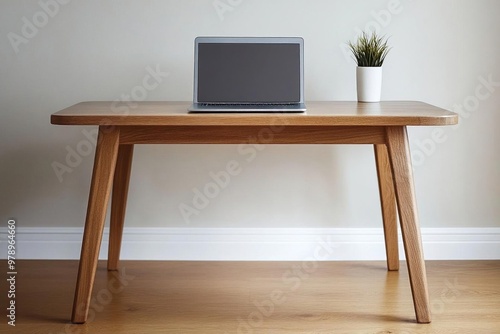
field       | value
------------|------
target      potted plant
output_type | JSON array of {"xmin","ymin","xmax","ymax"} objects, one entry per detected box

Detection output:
[{"xmin": 348, "ymin": 31, "xmax": 391, "ymax": 102}]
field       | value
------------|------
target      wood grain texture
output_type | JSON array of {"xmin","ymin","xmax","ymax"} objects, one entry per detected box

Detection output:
[
  {"xmin": 72, "ymin": 126, "xmax": 120, "ymax": 324},
  {"xmin": 374, "ymin": 144, "xmax": 399, "ymax": 271},
  {"xmin": 386, "ymin": 126, "xmax": 431, "ymax": 323},
  {"xmin": 8, "ymin": 261, "xmax": 500, "ymax": 334},
  {"xmin": 51, "ymin": 101, "xmax": 459, "ymax": 126},
  {"xmin": 108, "ymin": 144, "xmax": 134, "ymax": 271},
  {"xmin": 119, "ymin": 125, "xmax": 386, "ymax": 145}
]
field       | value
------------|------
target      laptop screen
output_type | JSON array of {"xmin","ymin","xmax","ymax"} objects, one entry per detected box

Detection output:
[{"xmin": 197, "ymin": 41, "xmax": 301, "ymax": 104}]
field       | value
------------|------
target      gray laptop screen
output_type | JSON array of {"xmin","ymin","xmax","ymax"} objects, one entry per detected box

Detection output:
[{"xmin": 197, "ymin": 43, "xmax": 301, "ymax": 103}]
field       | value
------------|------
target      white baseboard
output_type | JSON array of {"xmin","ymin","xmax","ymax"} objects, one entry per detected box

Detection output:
[{"xmin": 1, "ymin": 227, "xmax": 499, "ymax": 261}]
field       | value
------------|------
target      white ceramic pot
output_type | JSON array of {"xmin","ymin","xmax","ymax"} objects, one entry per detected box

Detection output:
[{"xmin": 356, "ymin": 66, "xmax": 382, "ymax": 102}]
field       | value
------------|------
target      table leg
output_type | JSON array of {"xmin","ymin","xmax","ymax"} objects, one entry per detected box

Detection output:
[
  {"xmin": 71, "ymin": 126, "xmax": 120, "ymax": 324},
  {"xmin": 386, "ymin": 126, "xmax": 431, "ymax": 323},
  {"xmin": 374, "ymin": 144, "xmax": 399, "ymax": 271},
  {"xmin": 108, "ymin": 144, "xmax": 134, "ymax": 271}
]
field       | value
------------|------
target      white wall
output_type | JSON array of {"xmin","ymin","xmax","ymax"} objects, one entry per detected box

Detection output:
[{"xmin": 1, "ymin": 0, "xmax": 499, "ymax": 236}]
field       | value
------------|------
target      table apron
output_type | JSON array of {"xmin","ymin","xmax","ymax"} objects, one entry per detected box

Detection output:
[{"xmin": 118, "ymin": 125, "xmax": 388, "ymax": 145}]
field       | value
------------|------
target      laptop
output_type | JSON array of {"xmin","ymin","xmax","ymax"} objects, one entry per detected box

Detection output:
[{"xmin": 189, "ymin": 37, "xmax": 306, "ymax": 112}]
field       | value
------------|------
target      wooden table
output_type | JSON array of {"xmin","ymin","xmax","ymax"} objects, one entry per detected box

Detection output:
[{"xmin": 51, "ymin": 101, "xmax": 458, "ymax": 324}]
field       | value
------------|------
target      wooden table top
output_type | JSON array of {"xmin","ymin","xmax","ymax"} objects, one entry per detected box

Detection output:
[{"xmin": 51, "ymin": 101, "xmax": 458, "ymax": 127}]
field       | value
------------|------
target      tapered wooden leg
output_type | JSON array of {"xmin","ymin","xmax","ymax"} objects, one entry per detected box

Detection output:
[
  {"xmin": 72, "ymin": 126, "xmax": 120, "ymax": 324},
  {"xmin": 386, "ymin": 126, "xmax": 431, "ymax": 324},
  {"xmin": 108, "ymin": 144, "xmax": 134, "ymax": 271},
  {"xmin": 374, "ymin": 144, "xmax": 399, "ymax": 271}
]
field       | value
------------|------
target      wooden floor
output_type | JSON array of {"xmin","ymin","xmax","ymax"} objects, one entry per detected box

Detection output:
[{"xmin": 1, "ymin": 261, "xmax": 499, "ymax": 334}]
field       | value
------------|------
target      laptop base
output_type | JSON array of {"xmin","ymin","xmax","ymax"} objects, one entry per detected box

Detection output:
[{"xmin": 188, "ymin": 103, "xmax": 306, "ymax": 113}]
